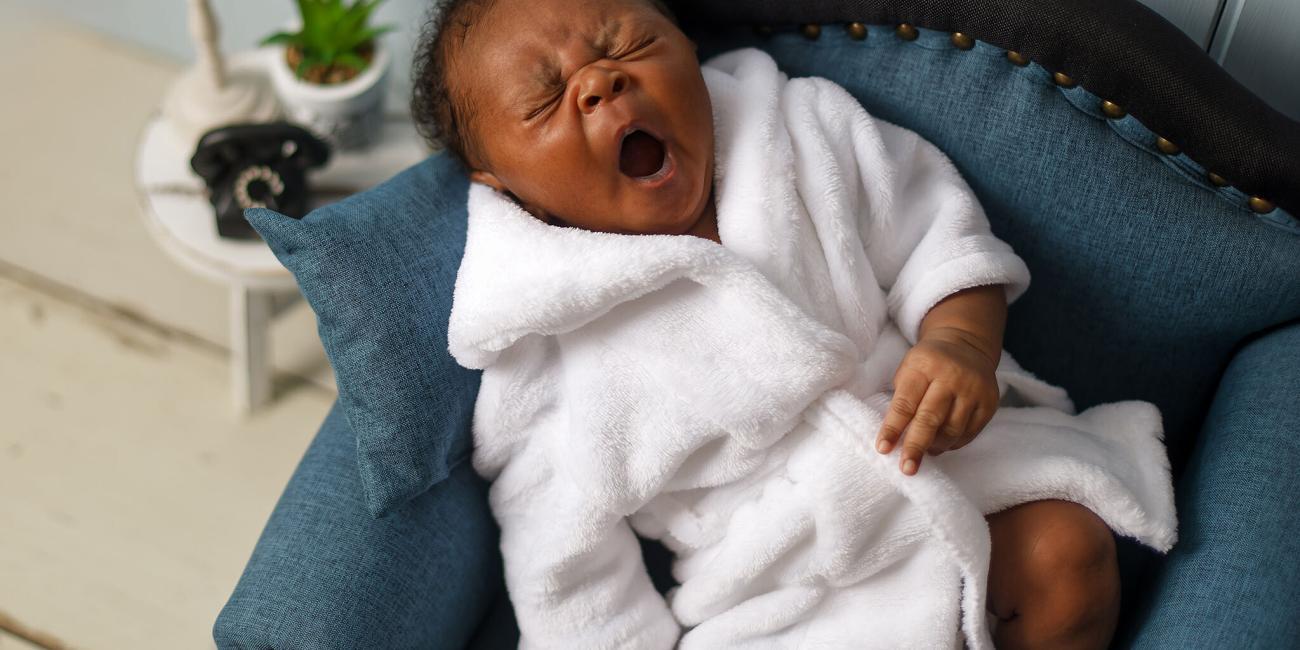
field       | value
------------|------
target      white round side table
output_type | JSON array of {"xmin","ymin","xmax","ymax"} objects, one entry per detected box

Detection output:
[{"xmin": 134, "ymin": 48, "xmax": 428, "ymax": 414}]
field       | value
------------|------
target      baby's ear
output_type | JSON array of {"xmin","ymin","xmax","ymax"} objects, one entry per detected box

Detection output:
[
  {"xmin": 467, "ymin": 171, "xmax": 555, "ymax": 224},
  {"xmin": 469, "ymin": 169, "xmax": 507, "ymax": 192}
]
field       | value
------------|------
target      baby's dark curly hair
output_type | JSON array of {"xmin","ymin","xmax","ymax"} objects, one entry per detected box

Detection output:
[
  {"xmin": 410, "ymin": 0, "xmax": 677, "ymax": 170},
  {"xmin": 410, "ymin": 0, "xmax": 497, "ymax": 169}
]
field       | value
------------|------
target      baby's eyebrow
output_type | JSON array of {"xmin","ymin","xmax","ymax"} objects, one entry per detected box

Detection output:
[
  {"xmin": 525, "ymin": 60, "xmax": 562, "ymax": 93},
  {"xmin": 594, "ymin": 17, "xmax": 622, "ymax": 51},
  {"xmin": 507, "ymin": 63, "xmax": 561, "ymax": 116},
  {"xmin": 530, "ymin": 17, "xmax": 616, "ymax": 79}
]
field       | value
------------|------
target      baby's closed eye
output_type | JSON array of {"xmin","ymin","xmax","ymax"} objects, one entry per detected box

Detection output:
[{"xmin": 608, "ymin": 34, "xmax": 656, "ymax": 59}]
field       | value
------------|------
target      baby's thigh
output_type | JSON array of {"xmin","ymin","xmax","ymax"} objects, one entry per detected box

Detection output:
[{"xmin": 985, "ymin": 499, "xmax": 1118, "ymax": 615}]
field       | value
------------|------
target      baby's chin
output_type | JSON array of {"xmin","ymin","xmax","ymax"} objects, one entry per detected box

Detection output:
[
  {"xmin": 538, "ymin": 172, "xmax": 710, "ymax": 235},
  {"xmin": 622, "ymin": 178, "xmax": 711, "ymax": 235},
  {"xmin": 620, "ymin": 200, "xmax": 705, "ymax": 236},
  {"xmin": 557, "ymin": 210, "xmax": 695, "ymax": 236}
]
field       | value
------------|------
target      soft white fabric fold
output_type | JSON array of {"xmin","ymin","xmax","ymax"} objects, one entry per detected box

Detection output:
[{"xmin": 448, "ymin": 48, "xmax": 1177, "ymax": 650}]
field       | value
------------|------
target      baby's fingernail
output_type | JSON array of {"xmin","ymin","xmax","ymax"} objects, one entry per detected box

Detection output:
[
  {"xmin": 902, "ymin": 459, "xmax": 917, "ymax": 475},
  {"xmin": 876, "ymin": 439, "xmax": 891, "ymax": 453}
]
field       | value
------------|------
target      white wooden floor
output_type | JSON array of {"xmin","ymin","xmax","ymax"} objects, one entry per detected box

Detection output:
[
  {"xmin": 0, "ymin": 269, "xmax": 335, "ymax": 649},
  {"xmin": 1, "ymin": 5, "xmax": 339, "ymax": 649}
]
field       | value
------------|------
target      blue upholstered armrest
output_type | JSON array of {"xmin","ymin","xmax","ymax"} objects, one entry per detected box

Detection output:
[
  {"xmin": 213, "ymin": 402, "xmax": 503, "ymax": 649},
  {"xmin": 1119, "ymin": 321, "xmax": 1300, "ymax": 648}
]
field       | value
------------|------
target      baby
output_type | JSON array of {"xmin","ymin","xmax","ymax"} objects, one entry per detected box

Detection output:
[{"xmin": 419, "ymin": 0, "xmax": 1178, "ymax": 648}]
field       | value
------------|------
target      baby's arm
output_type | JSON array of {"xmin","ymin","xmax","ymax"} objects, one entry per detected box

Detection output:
[
  {"xmin": 875, "ymin": 284, "xmax": 1005, "ymax": 475},
  {"xmin": 493, "ymin": 473, "xmax": 679, "ymax": 649},
  {"xmin": 474, "ymin": 344, "xmax": 679, "ymax": 649},
  {"xmin": 787, "ymin": 77, "xmax": 1030, "ymax": 476}
]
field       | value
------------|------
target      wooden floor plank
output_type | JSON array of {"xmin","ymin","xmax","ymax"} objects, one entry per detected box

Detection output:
[{"xmin": 0, "ymin": 273, "xmax": 333, "ymax": 649}]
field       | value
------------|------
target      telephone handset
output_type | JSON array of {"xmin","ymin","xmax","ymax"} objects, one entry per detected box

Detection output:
[{"xmin": 190, "ymin": 122, "xmax": 331, "ymax": 239}]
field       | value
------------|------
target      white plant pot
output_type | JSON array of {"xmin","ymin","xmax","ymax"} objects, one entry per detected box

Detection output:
[{"xmin": 268, "ymin": 40, "xmax": 390, "ymax": 151}]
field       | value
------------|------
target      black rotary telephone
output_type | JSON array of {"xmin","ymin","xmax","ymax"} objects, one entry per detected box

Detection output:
[{"xmin": 190, "ymin": 122, "xmax": 331, "ymax": 239}]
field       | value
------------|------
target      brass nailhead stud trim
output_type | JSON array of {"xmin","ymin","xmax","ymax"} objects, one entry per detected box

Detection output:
[
  {"xmin": 1155, "ymin": 137, "xmax": 1180, "ymax": 155},
  {"xmin": 951, "ymin": 32, "xmax": 974, "ymax": 50},
  {"xmin": 1248, "ymin": 196, "xmax": 1276, "ymax": 214},
  {"xmin": 1052, "ymin": 72, "xmax": 1076, "ymax": 87},
  {"xmin": 753, "ymin": 24, "xmax": 773, "ymax": 38},
  {"xmin": 896, "ymin": 23, "xmax": 919, "ymax": 41},
  {"xmin": 1006, "ymin": 51, "xmax": 1030, "ymax": 66},
  {"xmin": 1207, "ymin": 172, "xmax": 1229, "ymax": 187},
  {"xmin": 846, "ymin": 22, "xmax": 868, "ymax": 40},
  {"xmin": 801, "ymin": 23, "xmax": 821, "ymax": 40},
  {"xmin": 1100, "ymin": 100, "xmax": 1126, "ymax": 119}
]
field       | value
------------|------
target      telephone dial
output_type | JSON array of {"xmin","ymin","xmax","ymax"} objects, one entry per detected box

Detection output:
[{"xmin": 190, "ymin": 122, "xmax": 331, "ymax": 239}]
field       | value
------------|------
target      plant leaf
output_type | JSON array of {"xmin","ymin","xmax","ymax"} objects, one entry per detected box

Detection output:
[
  {"xmin": 299, "ymin": 0, "xmax": 332, "ymax": 52},
  {"xmin": 337, "ymin": 0, "xmax": 373, "ymax": 40},
  {"xmin": 341, "ymin": 25, "xmax": 393, "ymax": 53},
  {"xmin": 295, "ymin": 56, "xmax": 315, "ymax": 80},
  {"xmin": 290, "ymin": 0, "xmax": 393, "ymax": 63},
  {"xmin": 335, "ymin": 51, "xmax": 368, "ymax": 74},
  {"xmin": 294, "ymin": 0, "xmax": 316, "ymax": 33},
  {"xmin": 334, "ymin": 0, "xmax": 388, "ymax": 52},
  {"xmin": 259, "ymin": 31, "xmax": 301, "ymax": 47},
  {"xmin": 323, "ymin": 0, "xmax": 348, "ymax": 46}
]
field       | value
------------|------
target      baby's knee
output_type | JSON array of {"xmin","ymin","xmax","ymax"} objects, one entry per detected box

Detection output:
[
  {"xmin": 1024, "ymin": 502, "xmax": 1117, "ymax": 580},
  {"xmin": 989, "ymin": 501, "xmax": 1121, "ymax": 648},
  {"xmin": 1022, "ymin": 501, "xmax": 1121, "ymax": 633}
]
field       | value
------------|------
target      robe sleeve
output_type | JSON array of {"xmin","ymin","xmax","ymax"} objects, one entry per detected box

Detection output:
[
  {"xmin": 472, "ymin": 340, "xmax": 680, "ymax": 650},
  {"xmin": 798, "ymin": 77, "xmax": 1031, "ymax": 344}
]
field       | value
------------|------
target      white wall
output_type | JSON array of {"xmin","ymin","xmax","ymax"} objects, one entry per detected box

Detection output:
[
  {"xmin": 13, "ymin": 0, "xmax": 435, "ymax": 117},
  {"xmin": 1139, "ymin": 0, "xmax": 1223, "ymax": 48},
  {"xmin": 1212, "ymin": 0, "xmax": 1300, "ymax": 122}
]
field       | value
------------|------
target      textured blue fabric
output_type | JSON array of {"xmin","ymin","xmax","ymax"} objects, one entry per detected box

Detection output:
[
  {"xmin": 245, "ymin": 155, "xmax": 480, "ymax": 518},
  {"xmin": 1117, "ymin": 321, "xmax": 1300, "ymax": 649},
  {"xmin": 213, "ymin": 400, "xmax": 502, "ymax": 649},
  {"xmin": 221, "ymin": 25, "xmax": 1300, "ymax": 650}
]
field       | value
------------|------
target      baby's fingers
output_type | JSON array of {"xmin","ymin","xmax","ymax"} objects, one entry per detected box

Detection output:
[
  {"xmin": 898, "ymin": 387, "xmax": 954, "ymax": 475},
  {"xmin": 928, "ymin": 398, "xmax": 974, "ymax": 455},
  {"xmin": 950, "ymin": 403, "xmax": 995, "ymax": 452},
  {"xmin": 877, "ymin": 371, "xmax": 929, "ymax": 455}
]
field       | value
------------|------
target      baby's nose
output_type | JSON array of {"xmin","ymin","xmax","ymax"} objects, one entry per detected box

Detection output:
[{"xmin": 576, "ymin": 66, "xmax": 629, "ymax": 115}]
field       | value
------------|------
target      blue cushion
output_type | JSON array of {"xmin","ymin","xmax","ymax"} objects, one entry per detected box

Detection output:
[{"xmin": 246, "ymin": 155, "xmax": 478, "ymax": 517}]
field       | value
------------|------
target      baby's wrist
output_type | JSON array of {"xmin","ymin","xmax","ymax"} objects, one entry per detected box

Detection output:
[{"xmin": 920, "ymin": 326, "xmax": 1001, "ymax": 369}]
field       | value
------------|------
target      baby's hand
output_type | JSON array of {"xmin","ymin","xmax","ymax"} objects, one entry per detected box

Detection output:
[{"xmin": 875, "ymin": 326, "xmax": 1001, "ymax": 475}]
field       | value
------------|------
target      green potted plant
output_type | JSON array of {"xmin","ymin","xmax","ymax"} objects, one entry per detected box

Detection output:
[{"xmin": 263, "ymin": 0, "xmax": 394, "ymax": 150}]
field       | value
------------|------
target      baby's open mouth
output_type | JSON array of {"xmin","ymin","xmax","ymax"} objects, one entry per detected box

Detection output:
[{"xmin": 619, "ymin": 129, "xmax": 667, "ymax": 179}]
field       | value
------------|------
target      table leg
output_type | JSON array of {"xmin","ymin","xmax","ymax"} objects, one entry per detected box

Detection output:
[{"xmin": 230, "ymin": 284, "xmax": 273, "ymax": 414}]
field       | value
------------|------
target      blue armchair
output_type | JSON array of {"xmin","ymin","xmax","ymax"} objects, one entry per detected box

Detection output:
[{"xmin": 214, "ymin": 0, "xmax": 1300, "ymax": 647}]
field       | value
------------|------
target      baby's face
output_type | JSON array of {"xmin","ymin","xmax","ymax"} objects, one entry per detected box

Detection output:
[{"xmin": 453, "ymin": 0, "xmax": 714, "ymax": 235}]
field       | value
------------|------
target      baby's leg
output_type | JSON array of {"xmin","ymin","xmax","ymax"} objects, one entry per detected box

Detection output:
[{"xmin": 985, "ymin": 499, "xmax": 1120, "ymax": 650}]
